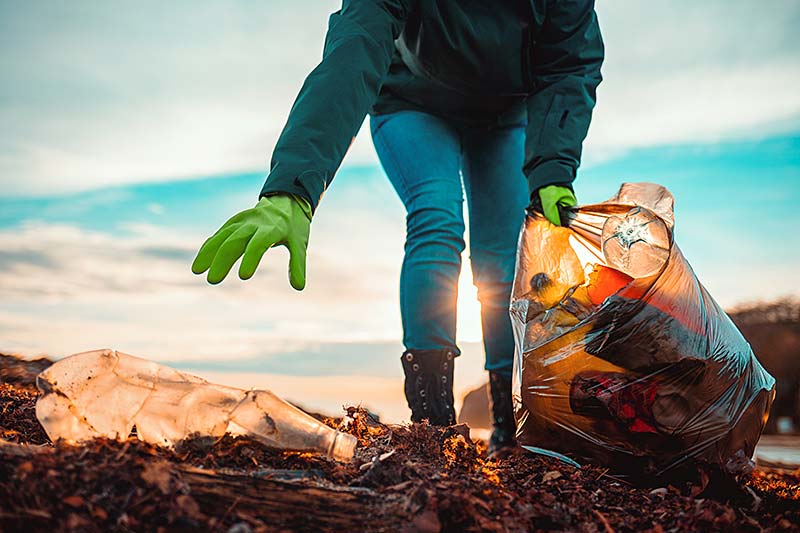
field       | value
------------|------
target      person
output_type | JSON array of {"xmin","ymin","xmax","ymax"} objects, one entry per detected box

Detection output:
[{"xmin": 192, "ymin": 0, "xmax": 604, "ymax": 455}]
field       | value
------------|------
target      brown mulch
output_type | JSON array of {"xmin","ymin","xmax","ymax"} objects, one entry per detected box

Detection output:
[{"xmin": 1, "ymin": 354, "xmax": 799, "ymax": 532}]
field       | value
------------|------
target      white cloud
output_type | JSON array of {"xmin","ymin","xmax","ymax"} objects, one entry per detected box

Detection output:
[
  {"xmin": 1, "ymin": 1, "xmax": 798, "ymax": 196},
  {"xmin": 0, "ymin": 221, "xmax": 394, "ymax": 334},
  {"xmin": 588, "ymin": 60, "xmax": 800, "ymax": 152},
  {"xmin": 0, "ymin": 214, "xmax": 486, "ymax": 355},
  {"xmin": 588, "ymin": 1, "xmax": 800, "ymax": 153}
]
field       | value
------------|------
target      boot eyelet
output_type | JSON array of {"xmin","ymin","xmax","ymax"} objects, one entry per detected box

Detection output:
[
  {"xmin": 419, "ymin": 390, "xmax": 426, "ymax": 397},
  {"xmin": 441, "ymin": 376, "xmax": 447, "ymax": 383},
  {"xmin": 442, "ymin": 362, "xmax": 448, "ymax": 371},
  {"xmin": 405, "ymin": 353, "xmax": 414, "ymax": 362},
  {"xmin": 446, "ymin": 351, "xmax": 453, "ymax": 360},
  {"xmin": 441, "ymin": 391, "xmax": 446, "ymax": 398},
  {"xmin": 412, "ymin": 363, "xmax": 419, "ymax": 371}
]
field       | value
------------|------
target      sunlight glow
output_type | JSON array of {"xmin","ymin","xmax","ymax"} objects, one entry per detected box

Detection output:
[{"xmin": 456, "ymin": 257, "xmax": 484, "ymax": 344}]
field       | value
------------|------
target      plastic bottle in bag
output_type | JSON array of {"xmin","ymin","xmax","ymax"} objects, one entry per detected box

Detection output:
[
  {"xmin": 35, "ymin": 349, "xmax": 357, "ymax": 461},
  {"xmin": 602, "ymin": 205, "xmax": 671, "ymax": 279}
]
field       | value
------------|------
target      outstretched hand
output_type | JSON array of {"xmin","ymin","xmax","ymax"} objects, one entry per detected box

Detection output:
[{"xmin": 191, "ymin": 193, "xmax": 312, "ymax": 290}]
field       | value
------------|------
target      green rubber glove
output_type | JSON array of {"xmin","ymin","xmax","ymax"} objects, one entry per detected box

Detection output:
[
  {"xmin": 538, "ymin": 185, "xmax": 578, "ymax": 226},
  {"xmin": 191, "ymin": 193, "xmax": 312, "ymax": 289}
]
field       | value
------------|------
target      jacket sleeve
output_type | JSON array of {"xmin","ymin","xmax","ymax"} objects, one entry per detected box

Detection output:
[
  {"xmin": 524, "ymin": 0, "xmax": 604, "ymax": 196},
  {"xmin": 260, "ymin": 0, "xmax": 410, "ymax": 211}
]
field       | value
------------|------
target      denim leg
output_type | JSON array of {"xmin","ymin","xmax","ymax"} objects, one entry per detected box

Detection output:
[
  {"xmin": 370, "ymin": 111, "xmax": 465, "ymax": 353},
  {"xmin": 461, "ymin": 123, "xmax": 529, "ymax": 378}
]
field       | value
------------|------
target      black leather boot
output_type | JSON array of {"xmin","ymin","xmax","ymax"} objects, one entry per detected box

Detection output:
[
  {"xmin": 401, "ymin": 348, "xmax": 458, "ymax": 426},
  {"xmin": 488, "ymin": 372, "xmax": 516, "ymax": 456}
]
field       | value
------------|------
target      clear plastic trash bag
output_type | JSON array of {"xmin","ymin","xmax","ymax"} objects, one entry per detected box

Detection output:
[
  {"xmin": 36, "ymin": 349, "xmax": 357, "ymax": 461},
  {"xmin": 510, "ymin": 183, "xmax": 775, "ymax": 476}
]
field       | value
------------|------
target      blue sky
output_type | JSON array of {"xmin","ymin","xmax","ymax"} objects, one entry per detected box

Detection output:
[{"xmin": 1, "ymin": 1, "xmax": 799, "ymax": 420}]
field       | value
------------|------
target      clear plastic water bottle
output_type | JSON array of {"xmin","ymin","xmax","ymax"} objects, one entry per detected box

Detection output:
[
  {"xmin": 601, "ymin": 206, "xmax": 671, "ymax": 279},
  {"xmin": 35, "ymin": 349, "xmax": 357, "ymax": 461}
]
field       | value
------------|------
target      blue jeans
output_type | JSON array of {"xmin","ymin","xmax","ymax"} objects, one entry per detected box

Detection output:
[{"xmin": 370, "ymin": 111, "xmax": 528, "ymax": 378}]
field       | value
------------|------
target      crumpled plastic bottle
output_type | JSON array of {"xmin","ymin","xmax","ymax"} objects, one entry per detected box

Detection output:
[{"xmin": 35, "ymin": 349, "xmax": 357, "ymax": 461}]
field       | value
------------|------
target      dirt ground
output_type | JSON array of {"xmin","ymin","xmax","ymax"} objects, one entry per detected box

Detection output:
[{"xmin": 1, "ymin": 353, "xmax": 799, "ymax": 532}]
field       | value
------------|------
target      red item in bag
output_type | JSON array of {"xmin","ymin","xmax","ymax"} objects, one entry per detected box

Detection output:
[
  {"xmin": 570, "ymin": 371, "xmax": 659, "ymax": 434},
  {"xmin": 586, "ymin": 265, "xmax": 634, "ymax": 306}
]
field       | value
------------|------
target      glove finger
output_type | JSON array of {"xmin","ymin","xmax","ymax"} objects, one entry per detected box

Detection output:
[
  {"xmin": 238, "ymin": 228, "xmax": 281, "ymax": 280},
  {"xmin": 543, "ymin": 202, "xmax": 562, "ymax": 226},
  {"xmin": 557, "ymin": 191, "xmax": 578, "ymax": 207},
  {"xmin": 555, "ymin": 192, "xmax": 577, "ymax": 225},
  {"xmin": 207, "ymin": 225, "xmax": 257, "ymax": 284},
  {"xmin": 191, "ymin": 223, "xmax": 240, "ymax": 274},
  {"xmin": 286, "ymin": 237, "xmax": 308, "ymax": 291}
]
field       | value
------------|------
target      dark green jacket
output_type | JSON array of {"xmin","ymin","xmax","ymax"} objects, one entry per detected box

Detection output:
[{"xmin": 261, "ymin": 0, "xmax": 604, "ymax": 212}]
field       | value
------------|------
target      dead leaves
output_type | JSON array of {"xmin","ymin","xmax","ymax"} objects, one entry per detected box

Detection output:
[
  {"xmin": 140, "ymin": 460, "xmax": 174, "ymax": 494},
  {"xmin": 542, "ymin": 470, "xmax": 563, "ymax": 482},
  {"xmin": 62, "ymin": 495, "xmax": 84, "ymax": 508}
]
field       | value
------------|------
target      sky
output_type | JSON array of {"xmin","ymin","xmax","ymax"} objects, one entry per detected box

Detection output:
[{"xmin": 1, "ymin": 1, "xmax": 799, "ymax": 421}]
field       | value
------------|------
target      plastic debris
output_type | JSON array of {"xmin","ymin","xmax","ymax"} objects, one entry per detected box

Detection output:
[
  {"xmin": 521, "ymin": 445, "xmax": 582, "ymax": 468},
  {"xmin": 35, "ymin": 349, "xmax": 357, "ymax": 461},
  {"xmin": 511, "ymin": 183, "xmax": 775, "ymax": 477}
]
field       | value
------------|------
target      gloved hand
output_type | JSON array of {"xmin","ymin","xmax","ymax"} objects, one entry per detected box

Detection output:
[
  {"xmin": 191, "ymin": 193, "xmax": 312, "ymax": 289},
  {"xmin": 538, "ymin": 185, "xmax": 577, "ymax": 226}
]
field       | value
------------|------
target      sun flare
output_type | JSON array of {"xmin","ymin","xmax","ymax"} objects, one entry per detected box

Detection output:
[{"xmin": 456, "ymin": 261, "xmax": 484, "ymax": 344}]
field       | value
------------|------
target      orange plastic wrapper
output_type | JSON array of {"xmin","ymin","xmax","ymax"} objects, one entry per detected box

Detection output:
[{"xmin": 510, "ymin": 183, "xmax": 775, "ymax": 477}]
